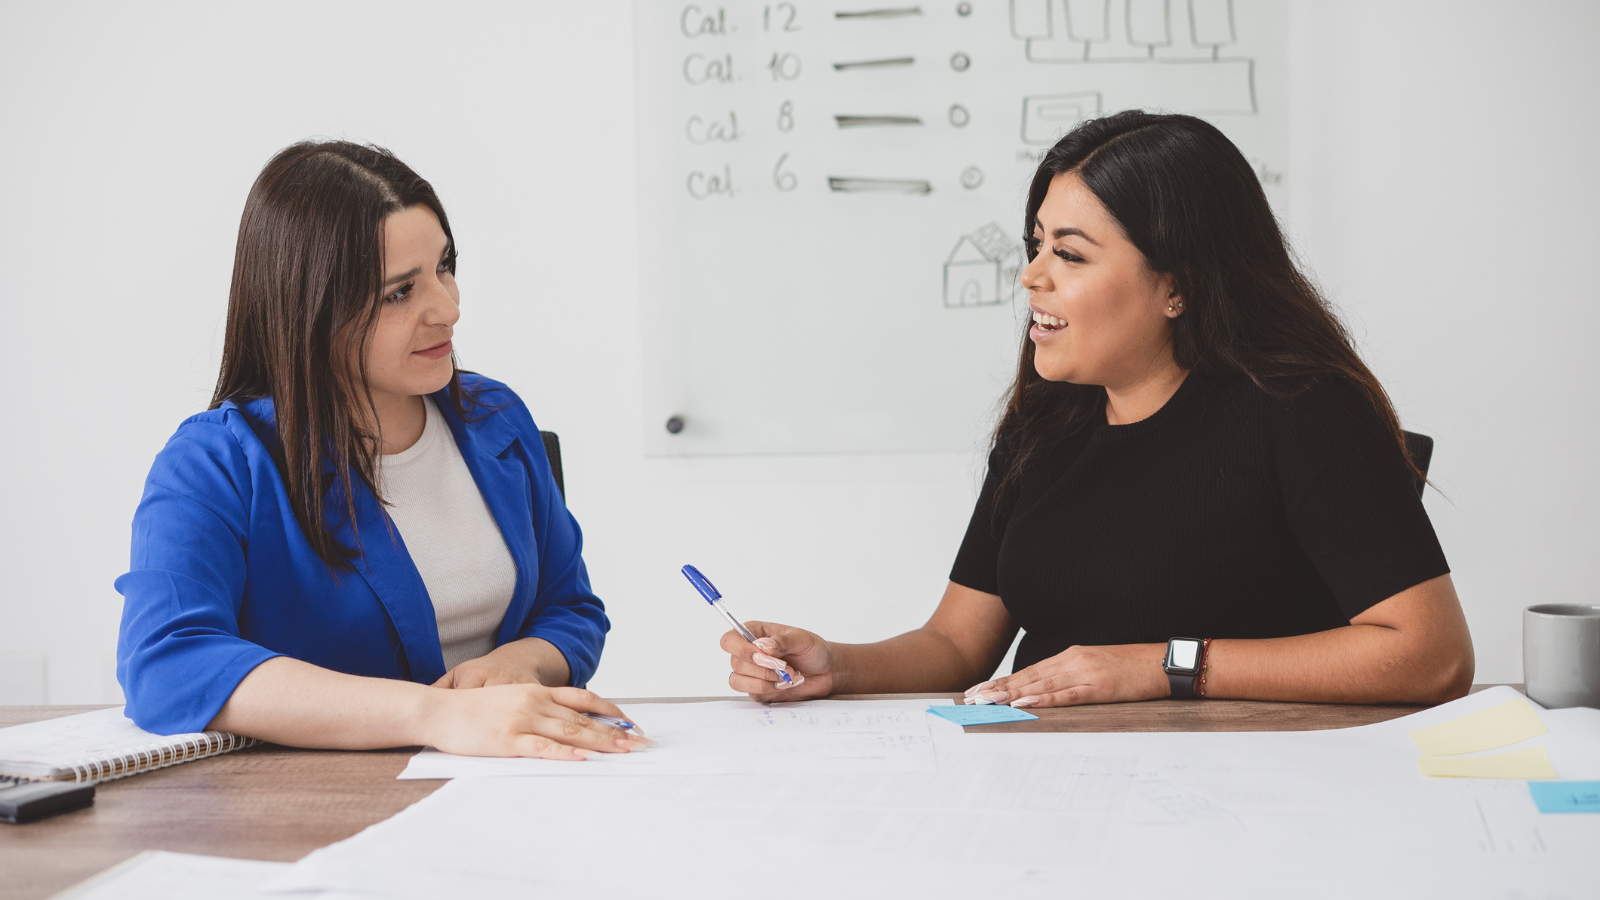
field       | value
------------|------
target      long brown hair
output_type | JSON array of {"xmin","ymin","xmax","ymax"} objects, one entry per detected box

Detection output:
[
  {"xmin": 996, "ymin": 110, "xmax": 1419, "ymax": 495},
  {"xmin": 212, "ymin": 140, "xmax": 474, "ymax": 569}
]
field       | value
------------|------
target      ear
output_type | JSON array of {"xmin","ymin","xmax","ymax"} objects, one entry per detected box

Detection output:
[{"xmin": 1161, "ymin": 276, "xmax": 1185, "ymax": 319}]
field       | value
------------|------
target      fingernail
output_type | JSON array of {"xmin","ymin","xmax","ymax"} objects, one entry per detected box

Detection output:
[
  {"xmin": 573, "ymin": 749, "xmax": 594, "ymax": 760},
  {"xmin": 775, "ymin": 678, "xmax": 794, "ymax": 689},
  {"xmin": 1010, "ymin": 697, "xmax": 1039, "ymax": 708},
  {"xmin": 963, "ymin": 696, "xmax": 978, "ymax": 705},
  {"xmin": 754, "ymin": 637, "xmax": 778, "ymax": 652},
  {"xmin": 790, "ymin": 673, "xmax": 805, "ymax": 685},
  {"xmin": 753, "ymin": 652, "xmax": 788, "ymax": 671},
  {"xmin": 974, "ymin": 690, "xmax": 1009, "ymax": 704},
  {"xmin": 618, "ymin": 737, "xmax": 654, "ymax": 750},
  {"xmin": 964, "ymin": 680, "xmax": 995, "ymax": 697}
]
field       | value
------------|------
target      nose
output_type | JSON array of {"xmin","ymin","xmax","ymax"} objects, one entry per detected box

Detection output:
[
  {"xmin": 420, "ymin": 273, "xmax": 460, "ymax": 328},
  {"xmin": 1020, "ymin": 250, "xmax": 1050, "ymax": 295}
]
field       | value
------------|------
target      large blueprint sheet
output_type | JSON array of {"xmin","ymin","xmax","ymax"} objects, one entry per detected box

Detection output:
[{"xmin": 279, "ymin": 689, "xmax": 1600, "ymax": 899}]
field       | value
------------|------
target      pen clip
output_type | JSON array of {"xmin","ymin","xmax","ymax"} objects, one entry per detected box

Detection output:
[{"xmin": 681, "ymin": 565, "xmax": 721, "ymax": 603}]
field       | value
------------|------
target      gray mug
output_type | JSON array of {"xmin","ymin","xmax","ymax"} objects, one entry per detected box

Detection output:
[{"xmin": 1524, "ymin": 604, "xmax": 1600, "ymax": 709}]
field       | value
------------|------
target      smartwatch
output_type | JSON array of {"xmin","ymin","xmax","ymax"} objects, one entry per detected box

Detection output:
[{"xmin": 1163, "ymin": 637, "xmax": 1206, "ymax": 699}]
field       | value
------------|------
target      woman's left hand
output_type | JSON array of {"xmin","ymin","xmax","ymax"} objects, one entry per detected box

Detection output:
[
  {"xmin": 433, "ymin": 637, "xmax": 570, "ymax": 689},
  {"xmin": 964, "ymin": 643, "xmax": 1170, "ymax": 708}
]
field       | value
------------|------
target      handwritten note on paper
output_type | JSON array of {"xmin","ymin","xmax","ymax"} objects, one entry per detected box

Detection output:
[
  {"xmin": 1416, "ymin": 745, "xmax": 1558, "ymax": 779},
  {"xmin": 1408, "ymin": 698, "xmax": 1548, "ymax": 756},
  {"xmin": 927, "ymin": 705, "xmax": 1039, "ymax": 726},
  {"xmin": 398, "ymin": 699, "xmax": 945, "ymax": 779},
  {"xmin": 1527, "ymin": 781, "xmax": 1600, "ymax": 813}
]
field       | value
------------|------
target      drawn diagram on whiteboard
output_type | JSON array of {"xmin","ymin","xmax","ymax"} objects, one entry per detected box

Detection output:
[
  {"xmin": 1023, "ymin": 92, "xmax": 1103, "ymax": 144},
  {"xmin": 1009, "ymin": 0, "xmax": 1256, "ymax": 125},
  {"xmin": 944, "ymin": 223, "xmax": 1024, "ymax": 309}
]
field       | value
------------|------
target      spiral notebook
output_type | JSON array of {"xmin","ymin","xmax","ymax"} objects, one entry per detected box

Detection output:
[{"xmin": 0, "ymin": 707, "xmax": 256, "ymax": 784}]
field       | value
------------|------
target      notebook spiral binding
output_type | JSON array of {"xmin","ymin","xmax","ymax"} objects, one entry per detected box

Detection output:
[{"xmin": 62, "ymin": 732, "xmax": 259, "ymax": 784}]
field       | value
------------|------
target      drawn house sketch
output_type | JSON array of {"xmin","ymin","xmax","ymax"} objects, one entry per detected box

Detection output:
[
  {"xmin": 1009, "ymin": 0, "xmax": 1255, "ymax": 133},
  {"xmin": 944, "ymin": 223, "xmax": 1024, "ymax": 309}
]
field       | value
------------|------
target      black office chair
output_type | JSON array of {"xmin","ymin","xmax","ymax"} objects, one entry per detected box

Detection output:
[
  {"xmin": 540, "ymin": 431, "xmax": 565, "ymax": 499},
  {"xmin": 1402, "ymin": 430, "xmax": 1433, "ymax": 499}
]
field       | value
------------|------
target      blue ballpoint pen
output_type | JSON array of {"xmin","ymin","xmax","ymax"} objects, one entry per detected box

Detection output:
[{"xmin": 681, "ymin": 564, "xmax": 792, "ymax": 684}]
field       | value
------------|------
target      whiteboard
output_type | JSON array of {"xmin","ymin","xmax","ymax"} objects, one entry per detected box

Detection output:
[{"xmin": 637, "ymin": 0, "xmax": 1286, "ymax": 456}]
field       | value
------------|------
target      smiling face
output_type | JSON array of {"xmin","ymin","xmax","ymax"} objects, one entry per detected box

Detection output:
[
  {"xmin": 1021, "ymin": 172, "xmax": 1181, "ymax": 387},
  {"xmin": 362, "ymin": 205, "xmax": 460, "ymax": 408}
]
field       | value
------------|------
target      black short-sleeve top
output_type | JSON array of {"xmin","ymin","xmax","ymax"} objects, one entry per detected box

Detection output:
[{"xmin": 949, "ymin": 372, "xmax": 1450, "ymax": 673}]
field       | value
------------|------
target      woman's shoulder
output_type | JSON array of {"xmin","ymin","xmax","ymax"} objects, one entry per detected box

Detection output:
[
  {"xmin": 144, "ymin": 401, "xmax": 277, "ymax": 507},
  {"xmin": 162, "ymin": 401, "xmax": 274, "ymax": 462},
  {"xmin": 450, "ymin": 372, "xmax": 546, "ymax": 439},
  {"xmin": 1205, "ymin": 371, "xmax": 1381, "ymax": 428}
]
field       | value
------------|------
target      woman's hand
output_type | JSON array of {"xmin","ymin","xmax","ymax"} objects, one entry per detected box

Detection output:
[
  {"xmin": 964, "ymin": 643, "xmax": 1168, "ymax": 708},
  {"xmin": 722, "ymin": 622, "xmax": 833, "ymax": 702},
  {"xmin": 421, "ymin": 683, "xmax": 651, "ymax": 760},
  {"xmin": 433, "ymin": 637, "xmax": 571, "ymax": 689}
]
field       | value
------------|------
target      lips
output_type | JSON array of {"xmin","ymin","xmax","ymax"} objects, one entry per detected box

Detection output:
[{"xmin": 414, "ymin": 339, "xmax": 452, "ymax": 360}]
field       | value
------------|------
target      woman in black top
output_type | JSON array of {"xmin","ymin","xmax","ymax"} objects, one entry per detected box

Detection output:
[{"xmin": 724, "ymin": 111, "xmax": 1474, "ymax": 708}]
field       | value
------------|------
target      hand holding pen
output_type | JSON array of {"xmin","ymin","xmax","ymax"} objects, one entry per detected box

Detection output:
[{"xmin": 681, "ymin": 565, "xmax": 822, "ymax": 699}]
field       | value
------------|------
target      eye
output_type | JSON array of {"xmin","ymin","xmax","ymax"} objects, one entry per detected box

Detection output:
[
  {"xmin": 1053, "ymin": 247, "xmax": 1084, "ymax": 263},
  {"xmin": 384, "ymin": 282, "xmax": 414, "ymax": 304}
]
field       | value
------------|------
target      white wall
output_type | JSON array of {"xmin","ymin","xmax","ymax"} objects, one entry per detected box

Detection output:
[{"xmin": 0, "ymin": 1, "xmax": 1594, "ymax": 704}]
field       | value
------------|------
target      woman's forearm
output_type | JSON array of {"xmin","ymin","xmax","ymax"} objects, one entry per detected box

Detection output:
[
  {"xmin": 207, "ymin": 656, "xmax": 440, "ymax": 749},
  {"xmin": 1207, "ymin": 575, "xmax": 1474, "ymax": 704},
  {"xmin": 1206, "ymin": 625, "xmax": 1472, "ymax": 704},
  {"xmin": 831, "ymin": 629, "xmax": 999, "ymax": 695},
  {"xmin": 830, "ymin": 582, "xmax": 1018, "ymax": 695}
]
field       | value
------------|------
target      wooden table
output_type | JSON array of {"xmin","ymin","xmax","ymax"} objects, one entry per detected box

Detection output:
[{"xmin": 0, "ymin": 692, "xmax": 1462, "ymax": 900}]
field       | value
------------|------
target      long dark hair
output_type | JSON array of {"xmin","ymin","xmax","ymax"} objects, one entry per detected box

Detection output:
[
  {"xmin": 212, "ymin": 140, "xmax": 474, "ymax": 569},
  {"xmin": 996, "ymin": 110, "xmax": 1419, "ymax": 494}
]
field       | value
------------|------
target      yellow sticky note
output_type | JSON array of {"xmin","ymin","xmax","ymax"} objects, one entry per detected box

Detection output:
[
  {"xmin": 1408, "ymin": 698, "xmax": 1547, "ymax": 756},
  {"xmin": 1417, "ymin": 745, "xmax": 1559, "ymax": 779}
]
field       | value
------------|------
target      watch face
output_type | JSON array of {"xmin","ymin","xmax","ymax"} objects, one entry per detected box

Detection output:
[{"xmin": 1166, "ymin": 639, "xmax": 1202, "ymax": 675}]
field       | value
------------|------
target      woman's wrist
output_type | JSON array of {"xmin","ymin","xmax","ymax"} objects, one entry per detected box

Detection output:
[
  {"xmin": 407, "ymin": 682, "xmax": 451, "ymax": 748},
  {"xmin": 819, "ymin": 638, "xmax": 851, "ymax": 694}
]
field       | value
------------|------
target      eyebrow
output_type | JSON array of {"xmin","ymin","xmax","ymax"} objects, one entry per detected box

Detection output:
[
  {"xmin": 1032, "ymin": 220, "xmax": 1100, "ymax": 246},
  {"xmin": 380, "ymin": 245, "xmax": 453, "ymax": 288},
  {"xmin": 382, "ymin": 267, "xmax": 421, "ymax": 288}
]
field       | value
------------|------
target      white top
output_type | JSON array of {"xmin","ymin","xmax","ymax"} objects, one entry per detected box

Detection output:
[{"xmin": 380, "ymin": 397, "xmax": 518, "ymax": 672}]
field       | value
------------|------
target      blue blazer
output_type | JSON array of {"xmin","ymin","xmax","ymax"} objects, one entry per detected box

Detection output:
[{"xmin": 115, "ymin": 374, "xmax": 608, "ymax": 735}]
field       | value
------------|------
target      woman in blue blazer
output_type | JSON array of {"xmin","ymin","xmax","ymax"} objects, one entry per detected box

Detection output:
[{"xmin": 115, "ymin": 141, "xmax": 645, "ymax": 760}]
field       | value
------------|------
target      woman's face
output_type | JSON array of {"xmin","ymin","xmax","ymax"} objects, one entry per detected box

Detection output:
[
  {"xmin": 363, "ymin": 205, "xmax": 459, "ymax": 404},
  {"xmin": 1021, "ymin": 172, "xmax": 1180, "ymax": 387}
]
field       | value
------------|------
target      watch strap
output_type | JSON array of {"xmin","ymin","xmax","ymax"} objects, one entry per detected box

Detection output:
[{"xmin": 1167, "ymin": 671, "xmax": 1198, "ymax": 700}]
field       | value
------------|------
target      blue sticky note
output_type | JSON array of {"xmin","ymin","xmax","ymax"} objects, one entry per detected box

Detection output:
[
  {"xmin": 927, "ymin": 705, "xmax": 1040, "ymax": 726},
  {"xmin": 1528, "ymin": 781, "xmax": 1600, "ymax": 814}
]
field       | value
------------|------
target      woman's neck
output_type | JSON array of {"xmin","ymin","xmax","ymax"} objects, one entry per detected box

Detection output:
[
  {"xmin": 368, "ymin": 392, "xmax": 428, "ymax": 455},
  {"xmin": 1103, "ymin": 362, "xmax": 1189, "ymax": 426}
]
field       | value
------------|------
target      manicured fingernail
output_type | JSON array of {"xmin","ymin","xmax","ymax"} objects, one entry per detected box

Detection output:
[
  {"xmin": 974, "ymin": 690, "xmax": 1009, "ymax": 704},
  {"xmin": 964, "ymin": 680, "xmax": 995, "ymax": 697},
  {"xmin": 775, "ymin": 678, "xmax": 795, "ymax": 689},
  {"xmin": 573, "ymin": 749, "xmax": 594, "ymax": 760},
  {"xmin": 754, "ymin": 637, "xmax": 778, "ymax": 652},
  {"xmin": 753, "ymin": 652, "xmax": 788, "ymax": 671},
  {"xmin": 1010, "ymin": 697, "xmax": 1039, "ymax": 708},
  {"xmin": 618, "ymin": 736, "xmax": 654, "ymax": 750}
]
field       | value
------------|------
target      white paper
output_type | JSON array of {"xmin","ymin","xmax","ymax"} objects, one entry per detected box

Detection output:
[
  {"xmin": 399, "ymin": 699, "xmax": 946, "ymax": 778},
  {"xmin": 281, "ymin": 691, "xmax": 1600, "ymax": 900},
  {"xmin": 51, "ymin": 851, "xmax": 289, "ymax": 900},
  {"xmin": 0, "ymin": 708, "xmax": 209, "ymax": 776}
]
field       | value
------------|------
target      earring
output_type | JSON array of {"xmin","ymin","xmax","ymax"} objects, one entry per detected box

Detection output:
[{"xmin": 1167, "ymin": 304, "xmax": 1176, "ymax": 313}]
